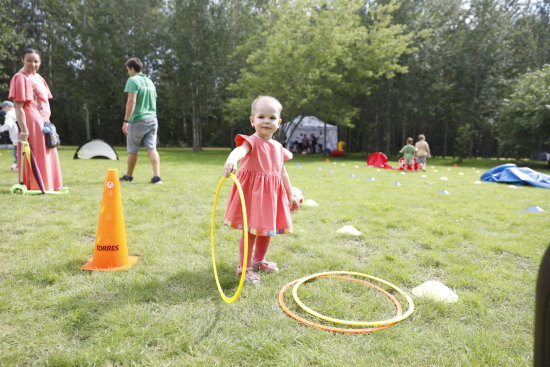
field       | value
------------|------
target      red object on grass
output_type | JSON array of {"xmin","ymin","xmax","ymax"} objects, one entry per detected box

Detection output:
[
  {"xmin": 329, "ymin": 150, "xmax": 346, "ymax": 157},
  {"xmin": 366, "ymin": 152, "xmax": 398, "ymax": 170},
  {"xmin": 398, "ymin": 157, "xmax": 419, "ymax": 171}
]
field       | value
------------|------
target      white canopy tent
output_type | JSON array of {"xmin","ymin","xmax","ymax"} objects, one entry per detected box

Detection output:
[{"xmin": 282, "ymin": 116, "xmax": 338, "ymax": 152}]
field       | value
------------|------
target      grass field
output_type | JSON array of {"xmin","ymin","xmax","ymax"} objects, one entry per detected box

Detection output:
[{"xmin": 0, "ymin": 146, "xmax": 549, "ymax": 366}]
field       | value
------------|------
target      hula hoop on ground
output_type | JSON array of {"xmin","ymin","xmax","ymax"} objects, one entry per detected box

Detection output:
[
  {"xmin": 292, "ymin": 271, "xmax": 414, "ymax": 326},
  {"xmin": 278, "ymin": 275, "xmax": 402, "ymax": 333},
  {"xmin": 211, "ymin": 173, "xmax": 248, "ymax": 304}
]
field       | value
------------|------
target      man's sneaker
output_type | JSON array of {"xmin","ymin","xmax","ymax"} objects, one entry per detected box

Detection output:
[
  {"xmin": 10, "ymin": 164, "xmax": 17, "ymax": 171},
  {"xmin": 120, "ymin": 175, "xmax": 134, "ymax": 182},
  {"xmin": 150, "ymin": 176, "xmax": 162, "ymax": 184}
]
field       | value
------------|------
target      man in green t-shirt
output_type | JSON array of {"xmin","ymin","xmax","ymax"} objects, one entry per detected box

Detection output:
[{"xmin": 120, "ymin": 57, "xmax": 162, "ymax": 184}]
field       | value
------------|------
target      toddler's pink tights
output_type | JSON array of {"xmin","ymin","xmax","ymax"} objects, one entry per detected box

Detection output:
[{"xmin": 238, "ymin": 233, "xmax": 271, "ymax": 270}]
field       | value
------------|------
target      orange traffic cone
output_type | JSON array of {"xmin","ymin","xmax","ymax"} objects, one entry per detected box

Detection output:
[
  {"xmin": 454, "ymin": 163, "xmax": 458, "ymax": 167},
  {"xmin": 81, "ymin": 169, "xmax": 138, "ymax": 271},
  {"xmin": 326, "ymin": 158, "xmax": 330, "ymax": 163}
]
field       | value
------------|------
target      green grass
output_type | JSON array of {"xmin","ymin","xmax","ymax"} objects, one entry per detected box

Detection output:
[{"xmin": 0, "ymin": 147, "xmax": 548, "ymax": 366}]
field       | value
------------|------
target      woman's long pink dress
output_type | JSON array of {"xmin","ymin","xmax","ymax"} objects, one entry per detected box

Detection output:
[
  {"xmin": 9, "ymin": 72, "xmax": 63, "ymax": 191},
  {"xmin": 224, "ymin": 134, "xmax": 293, "ymax": 236}
]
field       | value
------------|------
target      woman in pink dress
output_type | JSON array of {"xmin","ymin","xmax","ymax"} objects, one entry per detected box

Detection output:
[
  {"xmin": 223, "ymin": 96, "xmax": 299, "ymax": 285},
  {"xmin": 9, "ymin": 48, "xmax": 63, "ymax": 191}
]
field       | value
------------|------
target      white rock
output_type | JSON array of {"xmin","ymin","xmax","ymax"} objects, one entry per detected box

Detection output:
[
  {"xmin": 302, "ymin": 199, "xmax": 318, "ymax": 207},
  {"xmin": 508, "ymin": 185, "xmax": 517, "ymax": 189},
  {"xmin": 336, "ymin": 225, "xmax": 361, "ymax": 235},
  {"xmin": 412, "ymin": 281, "xmax": 458, "ymax": 303},
  {"xmin": 440, "ymin": 177, "xmax": 448, "ymax": 180},
  {"xmin": 473, "ymin": 181, "xmax": 481, "ymax": 184}
]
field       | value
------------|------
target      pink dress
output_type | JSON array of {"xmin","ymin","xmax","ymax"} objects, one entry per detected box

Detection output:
[
  {"xmin": 9, "ymin": 72, "xmax": 63, "ymax": 191},
  {"xmin": 224, "ymin": 134, "xmax": 293, "ymax": 236}
]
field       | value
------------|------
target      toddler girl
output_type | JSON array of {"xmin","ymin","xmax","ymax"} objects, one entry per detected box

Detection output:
[{"xmin": 223, "ymin": 96, "xmax": 299, "ymax": 285}]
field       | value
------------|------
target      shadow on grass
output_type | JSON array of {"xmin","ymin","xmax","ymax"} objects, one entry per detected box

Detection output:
[{"xmin": 50, "ymin": 265, "xmax": 226, "ymax": 341}]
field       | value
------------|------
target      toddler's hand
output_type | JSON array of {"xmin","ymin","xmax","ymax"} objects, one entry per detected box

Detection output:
[
  {"xmin": 289, "ymin": 198, "xmax": 299, "ymax": 212},
  {"xmin": 223, "ymin": 161, "xmax": 237, "ymax": 178}
]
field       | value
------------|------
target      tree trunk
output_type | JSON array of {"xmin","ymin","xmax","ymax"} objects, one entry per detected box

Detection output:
[
  {"xmin": 469, "ymin": 130, "xmax": 474, "ymax": 159},
  {"xmin": 280, "ymin": 115, "xmax": 304, "ymax": 146},
  {"xmin": 48, "ymin": 43, "xmax": 52, "ymax": 84},
  {"xmin": 84, "ymin": 100, "xmax": 90, "ymax": 141},
  {"xmin": 181, "ymin": 102, "xmax": 187, "ymax": 144},
  {"xmin": 192, "ymin": 80, "xmax": 201, "ymax": 152},
  {"xmin": 384, "ymin": 79, "xmax": 391, "ymax": 156},
  {"xmin": 324, "ymin": 121, "xmax": 327, "ymax": 155}
]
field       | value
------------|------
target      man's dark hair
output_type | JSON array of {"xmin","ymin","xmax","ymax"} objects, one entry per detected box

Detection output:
[{"xmin": 125, "ymin": 58, "xmax": 143, "ymax": 73}]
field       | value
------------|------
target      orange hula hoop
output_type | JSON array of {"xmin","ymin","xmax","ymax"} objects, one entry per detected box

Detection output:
[{"xmin": 278, "ymin": 275, "xmax": 403, "ymax": 333}]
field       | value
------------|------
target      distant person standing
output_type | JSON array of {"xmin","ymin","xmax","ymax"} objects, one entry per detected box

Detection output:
[
  {"xmin": 120, "ymin": 57, "xmax": 162, "ymax": 184},
  {"xmin": 415, "ymin": 134, "xmax": 431, "ymax": 172},
  {"xmin": 318, "ymin": 132, "xmax": 324, "ymax": 153},
  {"xmin": 301, "ymin": 134, "xmax": 309, "ymax": 154},
  {"xmin": 310, "ymin": 134, "xmax": 317, "ymax": 153},
  {"xmin": 400, "ymin": 137, "xmax": 417, "ymax": 172}
]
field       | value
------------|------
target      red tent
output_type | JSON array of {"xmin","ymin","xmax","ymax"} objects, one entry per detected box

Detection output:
[
  {"xmin": 367, "ymin": 152, "xmax": 397, "ymax": 170},
  {"xmin": 367, "ymin": 152, "xmax": 419, "ymax": 171}
]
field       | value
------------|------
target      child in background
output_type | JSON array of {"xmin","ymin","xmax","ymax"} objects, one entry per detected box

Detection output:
[
  {"xmin": 415, "ymin": 134, "xmax": 431, "ymax": 172},
  {"xmin": 0, "ymin": 101, "xmax": 18, "ymax": 170},
  {"xmin": 399, "ymin": 137, "xmax": 417, "ymax": 171},
  {"xmin": 223, "ymin": 96, "xmax": 299, "ymax": 285}
]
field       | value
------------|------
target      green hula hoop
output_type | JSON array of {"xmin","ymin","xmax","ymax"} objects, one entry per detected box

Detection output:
[
  {"xmin": 211, "ymin": 173, "xmax": 248, "ymax": 304},
  {"xmin": 292, "ymin": 271, "xmax": 414, "ymax": 326}
]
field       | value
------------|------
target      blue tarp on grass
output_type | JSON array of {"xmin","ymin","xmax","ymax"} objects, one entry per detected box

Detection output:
[{"xmin": 480, "ymin": 164, "xmax": 550, "ymax": 189}]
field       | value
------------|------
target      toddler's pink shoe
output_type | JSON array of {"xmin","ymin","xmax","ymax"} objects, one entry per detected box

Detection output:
[
  {"xmin": 236, "ymin": 267, "xmax": 261, "ymax": 285},
  {"xmin": 252, "ymin": 260, "xmax": 279, "ymax": 273}
]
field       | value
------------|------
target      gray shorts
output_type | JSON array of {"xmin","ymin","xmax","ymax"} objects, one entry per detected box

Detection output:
[
  {"xmin": 416, "ymin": 156, "xmax": 427, "ymax": 163},
  {"xmin": 127, "ymin": 117, "xmax": 158, "ymax": 154}
]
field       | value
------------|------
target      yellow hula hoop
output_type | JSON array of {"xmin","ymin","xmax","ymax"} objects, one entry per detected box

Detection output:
[
  {"xmin": 291, "ymin": 271, "xmax": 415, "ymax": 326},
  {"xmin": 210, "ymin": 173, "xmax": 248, "ymax": 304}
]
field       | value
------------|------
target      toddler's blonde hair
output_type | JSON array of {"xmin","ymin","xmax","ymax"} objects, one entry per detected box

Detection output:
[{"xmin": 251, "ymin": 96, "xmax": 283, "ymax": 115}]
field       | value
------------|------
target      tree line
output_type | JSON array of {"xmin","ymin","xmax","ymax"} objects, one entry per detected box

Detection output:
[{"xmin": 1, "ymin": 0, "xmax": 549, "ymax": 159}]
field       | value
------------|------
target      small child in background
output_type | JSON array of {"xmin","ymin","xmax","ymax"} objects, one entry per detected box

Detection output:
[
  {"xmin": 0, "ymin": 101, "xmax": 18, "ymax": 170},
  {"xmin": 415, "ymin": 134, "xmax": 431, "ymax": 172},
  {"xmin": 223, "ymin": 96, "xmax": 299, "ymax": 285},
  {"xmin": 399, "ymin": 137, "xmax": 417, "ymax": 172}
]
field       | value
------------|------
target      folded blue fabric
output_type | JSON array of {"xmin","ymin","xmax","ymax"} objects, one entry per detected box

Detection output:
[{"xmin": 481, "ymin": 164, "xmax": 550, "ymax": 189}]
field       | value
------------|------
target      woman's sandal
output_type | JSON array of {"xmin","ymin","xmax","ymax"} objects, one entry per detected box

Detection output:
[
  {"xmin": 251, "ymin": 260, "xmax": 279, "ymax": 273},
  {"xmin": 236, "ymin": 266, "xmax": 261, "ymax": 285}
]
